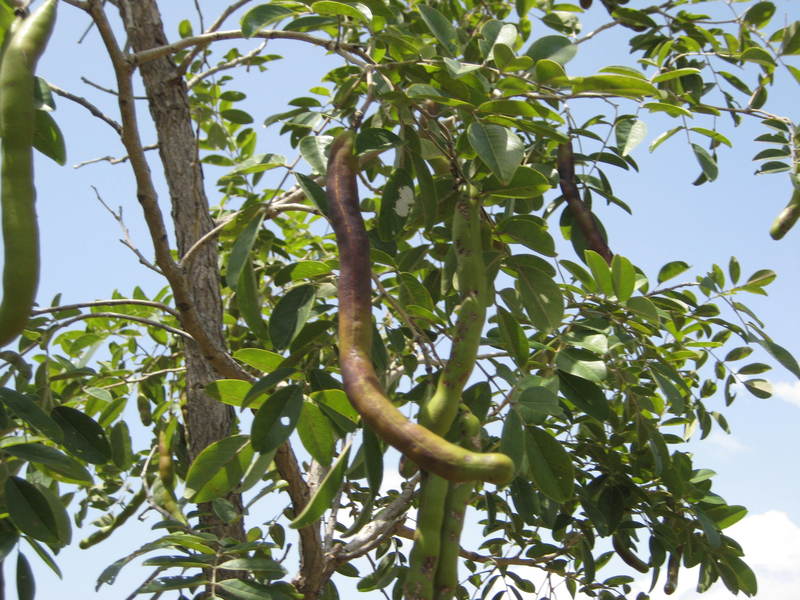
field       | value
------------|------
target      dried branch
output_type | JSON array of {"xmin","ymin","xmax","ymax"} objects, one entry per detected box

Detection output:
[
  {"xmin": 335, "ymin": 474, "xmax": 420, "ymax": 560},
  {"xmin": 93, "ymin": 187, "xmax": 162, "ymax": 274},
  {"xmin": 74, "ymin": 143, "xmax": 158, "ymax": 168},
  {"xmin": 47, "ymin": 81, "xmax": 122, "ymax": 134}
]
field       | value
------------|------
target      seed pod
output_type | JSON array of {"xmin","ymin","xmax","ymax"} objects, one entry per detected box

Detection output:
[
  {"xmin": 326, "ymin": 132, "xmax": 513, "ymax": 485},
  {"xmin": 0, "ymin": 0, "xmax": 58, "ymax": 346}
]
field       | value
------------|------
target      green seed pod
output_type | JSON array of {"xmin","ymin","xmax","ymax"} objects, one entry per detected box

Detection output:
[
  {"xmin": 418, "ymin": 195, "xmax": 486, "ymax": 436},
  {"xmin": 434, "ymin": 410, "xmax": 481, "ymax": 600},
  {"xmin": 0, "ymin": 0, "xmax": 58, "ymax": 347},
  {"xmin": 405, "ymin": 474, "xmax": 449, "ymax": 600}
]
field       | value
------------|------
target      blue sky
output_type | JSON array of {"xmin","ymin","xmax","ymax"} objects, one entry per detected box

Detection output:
[{"xmin": 5, "ymin": 0, "xmax": 799, "ymax": 598}]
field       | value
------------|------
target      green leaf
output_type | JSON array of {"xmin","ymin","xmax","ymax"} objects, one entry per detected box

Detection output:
[
  {"xmin": 743, "ymin": 379, "xmax": 772, "ymax": 398},
  {"xmin": 558, "ymin": 371, "xmax": 611, "ymax": 421},
  {"xmin": 269, "ymin": 284, "xmax": 316, "ymax": 351},
  {"xmin": 443, "ymin": 57, "xmax": 481, "ymax": 78},
  {"xmin": 237, "ymin": 261, "xmax": 270, "ymax": 341},
  {"xmin": 37, "ymin": 483, "xmax": 72, "ymax": 546},
  {"xmin": 243, "ymin": 368, "xmax": 296, "ymax": 409},
  {"xmin": 218, "ymin": 579, "xmax": 278, "ymax": 600},
  {"xmin": 571, "ymin": 75, "xmax": 658, "ymax": 98},
  {"xmin": 206, "ymin": 378, "xmax": 252, "ymax": 407},
  {"xmin": 496, "ymin": 307, "xmax": 529, "ymax": 367},
  {"xmin": 657, "ymin": 260, "xmax": 690, "ymax": 283},
  {"xmin": 691, "ymin": 143, "xmax": 718, "ymax": 181},
  {"xmin": 514, "ymin": 264, "xmax": 564, "ymax": 332},
  {"xmin": 781, "ymin": 21, "xmax": 800, "ymax": 55},
  {"xmin": 468, "ymin": 122, "xmax": 523, "ymax": 184},
  {"xmin": 355, "ymin": 128, "xmax": 403, "ymax": 154},
  {"xmin": 743, "ymin": 1, "xmax": 775, "ymax": 28},
  {"xmin": 525, "ymin": 35, "xmax": 576, "ymax": 64},
  {"xmin": 759, "ymin": 339, "xmax": 800, "ymax": 379},
  {"xmin": 0, "ymin": 388, "xmax": 63, "ymax": 443},
  {"xmin": 626, "ymin": 296, "xmax": 660, "ymax": 323},
  {"xmin": 184, "ymin": 434, "xmax": 253, "ymax": 502},
  {"xmin": 241, "ymin": 4, "xmax": 295, "ymax": 36},
  {"xmin": 362, "ymin": 427, "xmax": 384, "ymax": 495},
  {"xmin": 290, "ymin": 443, "xmax": 351, "ymax": 528},
  {"xmin": 378, "ymin": 168, "xmax": 414, "ymax": 240},
  {"xmin": 616, "ymin": 119, "xmax": 647, "ymax": 156},
  {"xmin": 312, "ymin": 1, "xmax": 368, "ymax": 23},
  {"xmin": 295, "ymin": 172, "xmax": 329, "ymax": 216},
  {"xmin": 17, "ymin": 553, "xmax": 34, "ymax": 600},
  {"xmin": 297, "ymin": 401, "xmax": 336, "ymax": 466},
  {"xmin": 33, "ymin": 109, "xmax": 66, "ymax": 165},
  {"xmin": 525, "ymin": 427, "xmax": 574, "ymax": 503},
  {"xmin": 299, "ymin": 134, "xmax": 333, "ymax": 175},
  {"xmin": 217, "ymin": 558, "xmax": 285, "ymax": 579},
  {"xmin": 705, "ymin": 505, "xmax": 747, "ymax": 529},
  {"xmin": 418, "ymin": 5, "xmax": 458, "ymax": 56},
  {"xmin": 496, "ymin": 215, "xmax": 555, "ymax": 256},
  {"xmin": 651, "ymin": 67, "xmax": 701, "ymax": 83},
  {"xmin": 5, "ymin": 477, "xmax": 60, "ymax": 544},
  {"xmin": 556, "ymin": 348, "xmax": 607, "ymax": 382},
  {"xmin": 584, "ymin": 250, "xmax": 613, "ymax": 296},
  {"xmin": 611, "ymin": 255, "xmax": 635, "ymax": 302},
  {"xmin": 221, "ymin": 109, "xmax": 253, "ymax": 125},
  {"xmin": 484, "ymin": 166, "xmax": 551, "ymax": 198},
  {"xmin": 251, "ymin": 385, "xmax": 304, "ymax": 454},
  {"xmin": 501, "ymin": 408, "xmax": 526, "ymax": 470},
  {"xmin": 3, "ymin": 443, "xmax": 92, "ymax": 485},
  {"xmin": 110, "ymin": 421, "xmax": 134, "ymax": 470},
  {"xmin": 234, "ymin": 348, "xmax": 284, "ymax": 372},
  {"xmin": 226, "ymin": 212, "xmax": 264, "ymax": 291},
  {"xmin": 51, "ymin": 406, "xmax": 111, "ymax": 464}
]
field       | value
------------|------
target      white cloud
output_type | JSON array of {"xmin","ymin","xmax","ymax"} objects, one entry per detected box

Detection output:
[
  {"xmin": 705, "ymin": 431, "xmax": 747, "ymax": 454},
  {"xmin": 771, "ymin": 380, "xmax": 800, "ymax": 408},
  {"xmin": 630, "ymin": 511, "xmax": 800, "ymax": 600},
  {"xmin": 482, "ymin": 512, "xmax": 800, "ymax": 600}
]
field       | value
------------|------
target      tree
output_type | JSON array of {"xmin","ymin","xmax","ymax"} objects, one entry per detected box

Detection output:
[{"xmin": 0, "ymin": 0, "xmax": 798, "ymax": 599}]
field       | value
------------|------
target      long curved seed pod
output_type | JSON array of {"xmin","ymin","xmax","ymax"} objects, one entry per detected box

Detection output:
[
  {"xmin": 557, "ymin": 140, "xmax": 613, "ymax": 264},
  {"xmin": 769, "ymin": 187, "xmax": 800, "ymax": 240},
  {"xmin": 418, "ymin": 194, "xmax": 486, "ymax": 436},
  {"xmin": 612, "ymin": 531, "xmax": 649, "ymax": 573},
  {"xmin": 0, "ymin": 0, "xmax": 58, "ymax": 347},
  {"xmin": 405, "ymin": 474, "xmax": 448, "ymax": 600},
  {"xmin": 326, "ymin": 132, "xmax": 513, "ymax": 485},
  {"xmin": 433, "ymin": 409, "xmax": 481, "ymax": 600}
]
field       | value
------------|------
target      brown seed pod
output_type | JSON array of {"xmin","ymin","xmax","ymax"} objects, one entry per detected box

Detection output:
[{"xmin": 326, "ymin": 132, "xmax": 513, "ymax": 485}]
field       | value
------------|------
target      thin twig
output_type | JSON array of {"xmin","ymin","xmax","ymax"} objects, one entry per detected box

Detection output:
[
  {"xmin": 94, "ymin": 367, "xmax": 186, "ymax": 390},
  {"xmin": 336, "ymin": 474, "xmax": 420, "ymax": 560},
  {"xmin": 131, "ymin": 29, "xmax": 372, "ymax": 69},
  {"xmin": 47, "ymin": 312, "xmax": 193, "ymax": 340},
  {"xmin": 186, "ymin": 40, "xmax": 268, "ymax": 89},
  {"xmin": 74, "ymin": 143, "xmax": 159, "ymax": 169},
  {"xmin": 47, "ymin": 81, "xmax": 122, "ymax": 134},
  {"xmin": 93, "ymin": 186, "xmax": 162, "ymax": 274},
  {"xmin": 178, "ymin": 0, "xmax": 255, "ymax": 74},
  {"xmin": 32, "ymin": 298, "xmax": 180, "ymax": 319}
]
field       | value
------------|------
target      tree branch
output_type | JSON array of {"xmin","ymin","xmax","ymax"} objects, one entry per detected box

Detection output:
[{"xmin": 131, "ymin": 29, "xmax": 372, "ymax": 69}]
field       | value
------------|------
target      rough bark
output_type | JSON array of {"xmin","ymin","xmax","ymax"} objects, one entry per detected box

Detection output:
[{"xmin": 119, "ymin": 0, "xmax": 244, "ymax": 544}]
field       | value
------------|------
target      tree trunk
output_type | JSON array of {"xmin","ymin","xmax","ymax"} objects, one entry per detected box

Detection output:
[{"xmin": 120, "ymin": 0, "xmax": 245, "ymax": 545}]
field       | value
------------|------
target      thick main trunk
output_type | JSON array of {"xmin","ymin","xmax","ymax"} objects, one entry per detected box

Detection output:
[{"xmin": 120, "ymin": 0, "xmax": 245, "ymax": 545}]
